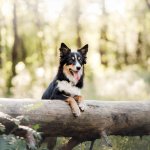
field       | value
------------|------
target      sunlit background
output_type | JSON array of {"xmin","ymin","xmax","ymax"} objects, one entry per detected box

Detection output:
[{"xmin": 0, "ymin": 0, "xmax": 150, "ymax": 149}]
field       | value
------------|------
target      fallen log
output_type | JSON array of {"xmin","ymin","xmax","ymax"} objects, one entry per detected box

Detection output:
[{"xmin": 0, "ymin": 98, "xmax": 150, "ymax": 148}]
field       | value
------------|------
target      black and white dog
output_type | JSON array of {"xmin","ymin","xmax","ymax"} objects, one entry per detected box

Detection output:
[{"xmin": 42, "ymin": 43, "xmax": 88, "ymax": 117}]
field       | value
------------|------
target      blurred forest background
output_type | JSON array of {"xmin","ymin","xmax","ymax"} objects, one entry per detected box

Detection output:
[{"xmin": 0, "ymin": 0, "xmax": 150, "ymax": 149}]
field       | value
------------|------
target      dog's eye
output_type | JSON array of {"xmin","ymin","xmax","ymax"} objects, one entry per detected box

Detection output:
[
  {"xmin": 72, "ymin": 57, "xmax": 75, "ymax": 60},
  {"xmin": 78, "ymin": 57, "xmax": 81, "ymax": 60}
]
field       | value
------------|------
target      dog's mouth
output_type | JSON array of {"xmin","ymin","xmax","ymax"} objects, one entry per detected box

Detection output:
[
  {"xmin": 69, "ymin": 68, "xmax": 78, "ymax": 75},
  {"xmin": 69, "ymin": 68, "xmax": 80, "ymax": 81}
]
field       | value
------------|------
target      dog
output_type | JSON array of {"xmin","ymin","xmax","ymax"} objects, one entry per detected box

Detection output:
[{"xmin": 42, "ymin": 43, "xmax": 88, "ymax": 117}]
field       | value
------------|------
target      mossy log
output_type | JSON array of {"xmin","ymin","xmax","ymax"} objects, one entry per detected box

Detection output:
[{"xmin": 0, "ymin": 98, "xmax": 150, "ymax": 148}]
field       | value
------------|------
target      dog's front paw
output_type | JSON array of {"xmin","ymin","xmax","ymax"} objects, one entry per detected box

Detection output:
[
  {"xmin": 79, "ymin": 103, "xmax": 86, "ymax": 112},
  {"xmin": 72, "ymin": 107, "xmax": 81, "ymax": 117}
]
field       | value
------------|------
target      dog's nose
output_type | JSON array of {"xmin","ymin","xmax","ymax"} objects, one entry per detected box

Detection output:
[{"xmin": 76, "ymin": 66, "xmax": 81, "ymax": 70}]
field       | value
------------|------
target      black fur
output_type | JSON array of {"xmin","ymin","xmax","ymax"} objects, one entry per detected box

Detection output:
[{"xmin": 42, "ymin": 43, "xmax": 88, "ymax": 100}]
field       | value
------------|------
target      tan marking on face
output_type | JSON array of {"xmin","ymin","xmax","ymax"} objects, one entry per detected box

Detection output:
[
  {"xmin": 63, "ymin": 64, "xmax": 77, "ymax": 85},
  {"xmin": 63, "ymin": 64, "xmax": 73, "ymax": 76},
  {"xmin": 64, "ymin": 63, "xmax": 76, "ymax": 73}
]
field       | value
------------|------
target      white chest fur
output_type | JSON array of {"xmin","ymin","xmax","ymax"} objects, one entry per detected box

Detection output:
[{"xmin": 57, "ymin": 80, "xmax": 81, "ymax": 96}]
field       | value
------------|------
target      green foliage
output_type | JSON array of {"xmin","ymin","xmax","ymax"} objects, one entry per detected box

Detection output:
[
  {"xmin": 0, "ymin": 126, "xmax": 42, "ymax": 150},
  {"xmin": 56, "ymin": 136, "xmax": 150, "ymax": 150},
  {"xmin": 0, "ymin": 134, "xmax": 26, "ymax": 150},
  {"xmin": 0, "ymin": 134, "xmax": 49, "ymax": 150},
  {"xmin": 32, "ymin": 124, "xmax": 41, "ymax": 131}
]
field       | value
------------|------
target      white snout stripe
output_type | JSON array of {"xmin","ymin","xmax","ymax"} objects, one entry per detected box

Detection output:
[{"xmin": 75, "ymin": 54, "xmax": 81, "ymax": 68}]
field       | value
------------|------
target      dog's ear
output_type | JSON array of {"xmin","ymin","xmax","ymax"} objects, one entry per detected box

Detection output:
[
  {"xmin": 78, "ymin": 44, "xmax": 88, "ymax": 57},
  {"xmin": 78, "ymin": 44, "xmax": 88, "ymax": 64},
  {"xmin": 59, "ymin": 43, "xmax": 71, "ymax": 57}
]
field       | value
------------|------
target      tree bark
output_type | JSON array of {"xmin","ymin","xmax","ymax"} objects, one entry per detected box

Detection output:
[{"xmin": 0, "ymin": 98, "xmax": 150, "ymax": 141}]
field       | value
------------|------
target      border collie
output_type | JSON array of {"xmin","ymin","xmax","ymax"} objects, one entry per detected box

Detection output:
[{"xmin": 42, "ymin": 43, "xmax": 88, "ymax": 117}]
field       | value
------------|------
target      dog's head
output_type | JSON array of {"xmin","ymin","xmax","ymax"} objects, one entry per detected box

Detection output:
[{"xmin": 59, "ymin": 43, "xmax": 88, "ymax": 84}]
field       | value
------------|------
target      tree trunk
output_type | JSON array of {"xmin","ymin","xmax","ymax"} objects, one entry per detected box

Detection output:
[
  {"xmin": 99, "ymin": 0, "xmax": 109, "ymax": 67},
  {"xmin": 136, "ymin": 32, "xmax": 143, "ymax": 64},
  {"xmin": 0, "ymin": 26, "xmax": 2, "ymax": 68},
  {"xmin": 0, "ymin": 98, "xmax": 150, "ymax": 141},
  {"xmin": 12, "ymin": 0, "xmax": 19, "ymax": 77},
  {"xmin": 74, "ymin": 0, "xmax": 82, "ymax": 48},
  {"xmin": 6, "ymin": 0, "xmax": 19, "ymax": 96},
  {"xmin": 20, "ymin": 37, "xmax": 26, "ymax": 62}
]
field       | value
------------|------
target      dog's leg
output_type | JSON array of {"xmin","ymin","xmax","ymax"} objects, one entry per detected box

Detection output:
[
  {"xmin": 74, "ymin": 96, "xmax": 86, "ymax": 112},
  {"xmin": 66, "ymin": 97, "xmax": 81, "ymax": 117}
]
